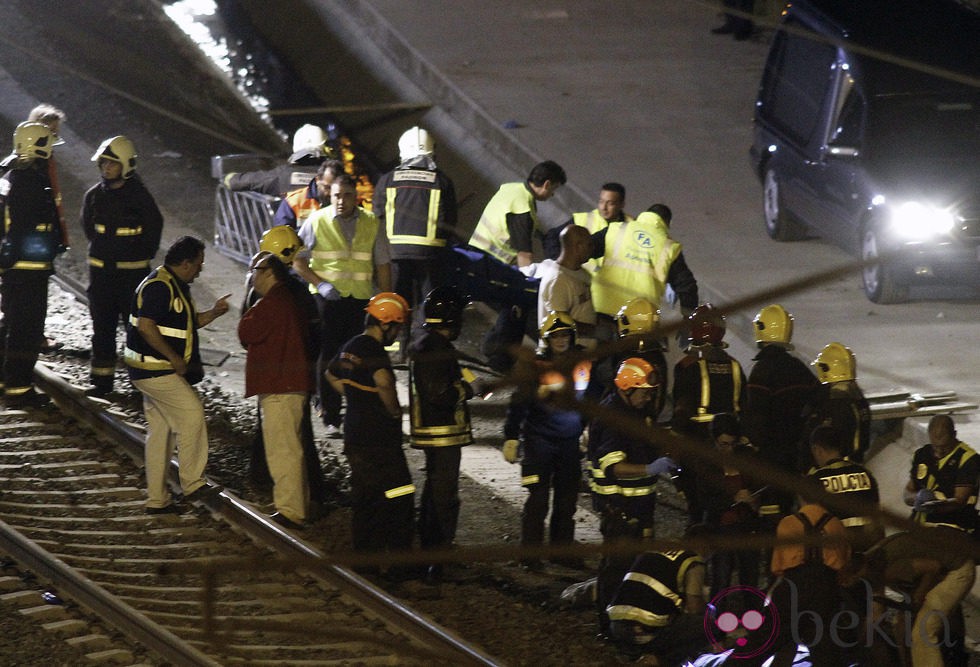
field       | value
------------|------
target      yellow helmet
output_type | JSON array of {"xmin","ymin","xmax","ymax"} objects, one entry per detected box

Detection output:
[
  {"xmin": 615, "ymin": 357, "xmax": 660, "ymax": 391},
  {"xmin": 616, "ymin": 297, "xmax": 660, "ymax": 337},
  {"xmin": 365, "ymin": 292, "xmax": 409, "ymax": 324},
  {"xmin": 812, "ymin": 342, "xmax": 856, "ymax": 383},
  {"xmin": 259, "ymin": 225, "xmax": 304, "ymax": 263},
  {"xmin": 753, "ymin": 304, "xmax": 794, "ymax": 346},
  {"xmin": 91, "ymin": 136, "xmax": 137, "ymax": 178},
  {"xmin": 10, "ymin": 121, "xmax": 54, "ymax": 161},
  {"xmin": 540, "ymin": 311, "xmax": 576, "ymax": 340}
]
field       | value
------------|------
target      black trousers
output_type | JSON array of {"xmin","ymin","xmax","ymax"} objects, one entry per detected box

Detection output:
[
  {"xmin": 417, "ymin": 446, "xmax": 462, "ymax": 549},
  {"xmin": 520, "ymin": 437, "xmax": 581, "ymax": 548},
  {"xmin": 315, "ymin": 296, "xmax": 367, "ymax": 427},
  {"xmin": 88, "ymin": 267, "xmax": 147, "ymax": 389},
  {"xmin": 392, "ymin": 256, "xmax": 445, "ymax": 348},
  {"xmin": 0, "ymin": 269, "xmax": 49, "ymax": 396},
  {"xmin": 346, "ymin": 446, "xmax": 415, "ymax": 555}
]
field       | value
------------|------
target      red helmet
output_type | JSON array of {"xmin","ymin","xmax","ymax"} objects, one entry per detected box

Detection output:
[
  {"xmin": 688, "ymin": 303, "xmax": 726, "ymax": 346},
  {"xmin": 365, "ymin": 292, "xmax": 409, "ymax": 323}
]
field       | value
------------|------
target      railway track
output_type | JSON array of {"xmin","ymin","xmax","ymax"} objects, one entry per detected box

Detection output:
[{"xmin": 0, "ymin": 277, "xmax": 498, "ymax": 666}]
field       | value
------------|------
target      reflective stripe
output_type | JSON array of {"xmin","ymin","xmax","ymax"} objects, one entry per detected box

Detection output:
[
  {"xmin": 411, "ymin": 433, "xmax": 472, "ymax": 447},
  {"xmin": 623, "ymin": 571, "xmax": 683, "ymax": 607},
  {"xmin": 124, "ymin": 347, "xmax": 172, "ymax": 370},
  {"xmin": 33, "ymin": 223, "xmax": 53, "ymax": 232},
  {"xmin": 841, "ymin": 516, "xmax": 874, "ymax": 527},
  {"xmin": 605, "ymin": 604, "xmax": 671, "ymax": 627},
  {"xmin": 90, "ymin": 365, "xmax": 116, "ymax": 377},
  {"xmin": 4, "ymin": 385, "xmax": 32, "ymax": 396},
  {"xmin": 93, "ymin": 224, "xmax": 143, "ymax": 236},
  {"xmin": 522, "ymin": 474, "xmax": 541, "ymax": 486},
  {"xmin": 384, "ymin": 484, "xmax": 416, "ymax": 499},
  {"xmin": 156, "ymin": 325, "xmax": 189, "ymax": 339},
  {"xmin": 313, "ymin": 269, "xmax": 373, "ymax": 282},
  {"xmin": 311, "ymin": 250, "xmax": 373, "ymax": 261},
  {"xmin": 9, "ymin": 261, "xmax": 51, "ymax": 270},
  {"xmin": 759, "ymin": 504, "xmax": 782, "ymax": 516},
  {"xmin": 88, "ymin": 257, "xmax": 151, "ymax": 269}
]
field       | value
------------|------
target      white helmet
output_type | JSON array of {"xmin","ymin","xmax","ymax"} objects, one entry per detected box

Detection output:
[
  {"xmin": 91, "ymin": 136, "xmax": 138, "ymax": 179},
  {"xmin": 398, "ymin": 126, "xmax": 434, "ymax": 161},
  {"xmin": 291, "ymin": 124, "xmax": 328, "ymax": 156}
]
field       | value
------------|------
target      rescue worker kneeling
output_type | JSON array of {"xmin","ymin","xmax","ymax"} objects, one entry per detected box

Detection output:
[
  {"xmin": 606, "ymin": 529, "xmax": 709, "ymax": 665},
  {"xmin": 326, "ymin": 293, "xmax": 416, "ymax": 573}
]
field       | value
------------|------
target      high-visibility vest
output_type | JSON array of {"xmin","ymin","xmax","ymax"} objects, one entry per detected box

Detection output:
[
  {"xmin": 307, "ymin": 208, "xmax": 378, "ymax": 299},
  {"xmin": 383, "ymin": 168, "xmax": 447, "ymax": 248},
  {"xmin": 591, "ymin": 212, "xmax": 681, "ymax": 316},
  {"xmin": 283, "ymin": 185, "xmax": 321, "ymax": 226},
  {"xmin": 468, "ymin": 182, "xmax": 536, "ymax": 264},
  {"xmin": 124, "ymin": 266, "xmax": 195, "ymax": 373},
  {"xmin": 571, "ymin": 209, "xmax": 632, "ymax": 274}
]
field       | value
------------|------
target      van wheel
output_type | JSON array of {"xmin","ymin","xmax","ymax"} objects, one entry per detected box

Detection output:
[
  {"xmin": 763, "ymin": 170, "xmax": 805, "ymax": 241},
  {"xmin": 861, "ymin": 225, "xmax": 909, "ymax": 304}
]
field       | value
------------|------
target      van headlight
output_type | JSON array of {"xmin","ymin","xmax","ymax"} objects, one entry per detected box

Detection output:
[{"xmin": 890, "ymin": 201, "xmax": 955, "ymax": 239}]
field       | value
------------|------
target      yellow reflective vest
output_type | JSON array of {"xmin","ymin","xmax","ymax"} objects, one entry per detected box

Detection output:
[
  {"xmin": 591, "ymin": 211, "xmax": 681, "ymax": 316},
  {"xmin": 468, "ymin": 182, "xmax": 536, "ymax": 264},
  {"xmin": 307, "ymin": 208, "xmax": 378, "ymax": 299},
  {"xmin": 571, "ymin": 210, "xmax": 633, "ymax": 275}
]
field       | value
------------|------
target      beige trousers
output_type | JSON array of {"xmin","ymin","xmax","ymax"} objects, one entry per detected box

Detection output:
[
  {"xmin": 133, "ymin": 374, "xmax": 209, "ymax": 509},
  {"xmin": 260, "ymin": 392, "xmax": 309, "ymax": 522},
  {"xmin": 911, "ymin": 558, "xmax": 975, "ymax": 667}
]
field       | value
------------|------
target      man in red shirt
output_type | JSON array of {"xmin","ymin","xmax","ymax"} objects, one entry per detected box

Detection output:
[{"xmin": 238, "ymin": 252, "xmax": 314, "ymax": 529}]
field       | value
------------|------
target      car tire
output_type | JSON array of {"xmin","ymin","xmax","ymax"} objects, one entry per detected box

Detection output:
[
  {"xmin": 861, "ymin": 224, "xmax": 909, "ymax": 304},
  {"xmin": 763, "ymin": 169, "xmax": 805, "ymax": 241}
]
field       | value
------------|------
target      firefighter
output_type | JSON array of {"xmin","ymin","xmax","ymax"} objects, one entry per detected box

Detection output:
[
  {"xmin": 589, "ymin": 357, "xmax": 678, "ymax": 637},
  {"xmin": 0, "ymin": 122, "xmax": 64, "ymax": 406},
  {"xmin": 743, "ymin": 304, "xmax": 820, "ymax": 520},
  {"xmin": 223, "ymin": 123, "xmax": 332, "ymax": 197},
  {"xmin": 503, "ymin": 311, "xmax": 591, "ymax": 569},
  {"xmin": 82, "ymin": 136, "xmax": 163, "ymax": 396},
  {"xmin": 408, "ymin": 286, "xmax": 475, "ymax": 579},
  {"xmin": 671, "ymin": 303, "xmax": 746, "ymax": 525},
  {"xmin": 614, "ymin": 297, "xmax": 668, "ymax": 420},
  {"xmin": 804, "ymin": 342, "xmax": 871, "ymax": 464},
  {"xmin": 374, "ymin": 126, "xmax": 459, "ymax": 356},
  {"xmin": 326, "ymin": 293, "xmax": 415, "ymax": 565}
]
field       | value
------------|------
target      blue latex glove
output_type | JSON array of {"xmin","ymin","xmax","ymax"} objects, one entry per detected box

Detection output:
[
  {"xmin": 913, "ymin": 488, "xmax": 937, "ymax": 512},
  {"xmin": 317, "ymin": 281, "xmax": 341, "ymax": 301},
  {"xmin": 645, "ymin": 456, "xmax": 678, "ymax": 477}
]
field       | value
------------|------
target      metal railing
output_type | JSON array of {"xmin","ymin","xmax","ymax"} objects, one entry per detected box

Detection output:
[{"xmin": 213, "ymin": 185, "xmax": 280, "ymax": 265}]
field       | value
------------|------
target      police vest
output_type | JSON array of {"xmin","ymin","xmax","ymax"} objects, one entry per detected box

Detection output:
[
  {"xmin": 913, "ymin": 442, "xmax": 979, "ymax": 531},
  {"xmin": 383, "ymin": 168, "xmax": 447, "ymax": 249},
  {"xmin": 607, "ymin": 549, "xmax": 704, "ymax": 627},
  {"xmin": 469, "ymin": 182, "xmax": 536, "ymax": 264},
  {"xmin": 807, "ymin": 459, "xmax": 878, "ymax": 527},
  {"xmin": 691, "ymin": 357, "xmax": 743, "ymax": 423},
  {"xmin": 124, "ymin": 266, "xmax": 195, "ymax": 374},
  {"xmin": 591, "ymin": 212, "xmax": 681, "ymax": 316},
  {"xmin": 307, "ymin": 208, "xmax": 377, "ymax": 299},
  {"xmin": 283, "ymin": 185, "xmax": 321, "ymax": 226}
]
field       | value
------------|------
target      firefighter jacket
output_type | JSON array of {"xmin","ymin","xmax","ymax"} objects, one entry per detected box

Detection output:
[
  {"xmin": 305, "ymin": 207, "xmax": 379, "ymax": 299},
  {"xmin": 0, "ymin": 160, "xmax": 60, "ymax": 272},
  {"xmin": 408, "ymin": 329, "xmax": 474, "ymax": 448},
  {"xmin": 224, "ymin": 161, "xmax": 319, "ymax": 198},
  {"xmin": 606, "ymin": 549, "xmax": 705, "ymax": 628},
  {"xmin": 124, "ymin": 266, "xmax": 201, "ymax": 381},
  {"xmin": 274, "ymin": 179, "xmax": 321, "ymax": 229},
  {"xmin": 743, "ymin": 344, "xmax": 820, "ymax": 473},
  {"xmin": 803, "ymin": 381, "xmax": 871, "ymax": 462},
  {"xmin": 671, "ymin": 346, "xmax": 746, "ymax": 431},
  {"xmin": 588, "ymin": 390, "xmax": 662, "ymax": 522},
  {"xmin": 373, "ymin": 162, "xmax": 458, "ymax": 261},
  {"xmin": 468, "ymin": 182, "xmax": 536, "ymax": 264},
  {"xmin": 81, "ymin": 174, "xmax": 163, "ymax": 271},
  {"xmin": 806, "ymin": 458, "xmax": 879, "ymax": 528},
  {"xmin": 591, "ymin": 211, "xmax": 681, "ymax": 316},
  {"xmin": 910, "ymin": 441, "xmax": 980, "ymax": 532}
]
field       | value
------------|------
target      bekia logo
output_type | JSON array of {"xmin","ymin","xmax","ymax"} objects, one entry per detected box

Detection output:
[
  {"xmin": 633, "ymin": 230, "xmax": 654, "ymax": 248},
  {"xmin": 704, "ymin": 586, "xmax": 779, "ymax": 660}
]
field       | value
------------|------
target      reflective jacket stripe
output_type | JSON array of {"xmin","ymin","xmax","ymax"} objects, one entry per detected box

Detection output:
[{"xmin": 384, "ymin": 484, "xmax": 416, "ymax": 499}]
